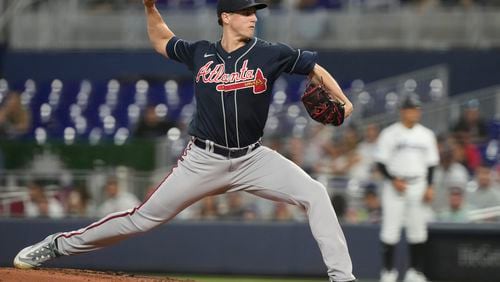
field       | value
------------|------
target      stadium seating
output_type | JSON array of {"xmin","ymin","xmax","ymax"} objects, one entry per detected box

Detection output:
[{"xmin": 0, "ymin": 65, "xmax": 451, "ymax": 143}]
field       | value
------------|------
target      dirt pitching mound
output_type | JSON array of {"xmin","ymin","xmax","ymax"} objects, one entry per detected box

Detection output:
[{"xmin": 0, "ymin": 267, "xmax": 194, "ymax": 282}]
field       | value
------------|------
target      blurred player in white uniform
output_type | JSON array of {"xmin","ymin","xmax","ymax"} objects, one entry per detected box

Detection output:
[{"xmin": 375, "ymin": 95, "xmax": 439, "ymax": 282}]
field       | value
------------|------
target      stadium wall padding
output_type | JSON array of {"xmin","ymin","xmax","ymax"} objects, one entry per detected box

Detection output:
[
  {"xmin": 1, "ymin": 219, "xmax": 500, "ymax": 280},
  {"xmin": 2, "ymin": 50, "xmax": 500, "ymax": 95},
  {"xmin": 0, "ymin": 140, "xmax": 155, "ymax": 170}
]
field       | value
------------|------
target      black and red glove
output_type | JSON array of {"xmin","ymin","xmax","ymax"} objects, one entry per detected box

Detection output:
[{"xmin": 301, "ymin": 82, "xmax": 345, "ymax": 126}]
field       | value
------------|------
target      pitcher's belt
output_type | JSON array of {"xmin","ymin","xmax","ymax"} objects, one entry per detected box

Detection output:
[{"xmin": 192, "ymin": 137, "xmax": 261, "ymax": 159}]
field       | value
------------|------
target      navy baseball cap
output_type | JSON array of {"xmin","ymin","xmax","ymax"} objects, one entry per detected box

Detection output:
[
  {"xmin": 400, "ymin": 95, "xmax": 422, "ymax": 109},
  {"xmin": 217, "ymin": 0, "xmax": 268, "ymax": 16}
]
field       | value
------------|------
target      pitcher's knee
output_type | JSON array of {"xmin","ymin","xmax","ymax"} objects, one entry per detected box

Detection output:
[
  {"xmin": 130, "ymin": 209, "xmax": 166, "ymax": 232},
  {"xmin": 306, "ymin": 181, "xmax": 330, "ymax": 204}
]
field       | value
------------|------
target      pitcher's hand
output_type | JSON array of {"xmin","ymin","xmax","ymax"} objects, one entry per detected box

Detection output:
[
  {"xmin": 144, "ymin": 0, "xmax": 156, "ymax": 8},
  {"xmin": 344, "ymin": 101, "xmax": 353, "ymax": 118}
]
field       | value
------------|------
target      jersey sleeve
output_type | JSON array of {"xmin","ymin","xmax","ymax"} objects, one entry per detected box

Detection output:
[
  {"xmin": 275, "ymin": 43, "xmax": 317, "ymax": 75},
  {"xmin": 374, "ymin": 129, "xmax": 392, "ymax": 164},
  {"xmin": 426, "ymin": 131, "xmax": 440, "ymax": 167},
  {"xmin": 166, "ymin": 36, "xmax": 198, "ymax": 70}
]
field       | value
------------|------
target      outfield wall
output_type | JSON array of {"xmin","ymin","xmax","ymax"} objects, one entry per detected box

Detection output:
[{"xmin": 1, "ymin": 219, "xmax": 499, "ymax": 281}]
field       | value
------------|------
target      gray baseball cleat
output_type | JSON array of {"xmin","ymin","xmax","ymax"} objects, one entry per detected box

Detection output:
[{"xmin": 13, "ymin": 233, "xmax": 62, "ymax": 269}]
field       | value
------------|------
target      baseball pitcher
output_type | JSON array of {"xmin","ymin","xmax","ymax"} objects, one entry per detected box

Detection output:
[{"xmin": 13, "ymin": 1, "xmax": 356, "ymax": 281}]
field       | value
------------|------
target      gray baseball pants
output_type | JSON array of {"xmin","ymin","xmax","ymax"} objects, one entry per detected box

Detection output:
[{"xmin": 55, "ymin": 140, "xmax": 355, "ymax": 281}]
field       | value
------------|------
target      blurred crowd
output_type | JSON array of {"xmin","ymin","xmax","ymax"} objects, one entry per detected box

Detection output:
[
  {"xmin": 76, "ymin": 0, "xmax": 500, "ymax": 11},
  {"xmin": 23, "ymin": 0, "xmax": 499, "ymax": 14},
  {"xmin": 1, "ymin": 86, "xmax": 499, "ymax": 223},
  {"xmin": 0, "ymin": 174, "xmax": 307, "ymax": 222}
]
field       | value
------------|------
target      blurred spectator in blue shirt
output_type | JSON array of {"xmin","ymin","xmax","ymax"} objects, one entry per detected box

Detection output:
[{"xmin": 481, "ymin": 119, "xmax": 500, "ymax": 168}]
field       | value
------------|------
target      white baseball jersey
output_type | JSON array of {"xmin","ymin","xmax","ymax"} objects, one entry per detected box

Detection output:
[{"xmin": 375, "ymin": 122, "xmax": 439, "ymax": 179}]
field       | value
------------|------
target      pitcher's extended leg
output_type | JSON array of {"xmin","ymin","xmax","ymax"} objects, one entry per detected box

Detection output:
[
  {"xmin": 231, "ymin": 147, "xmax": 355, "ymax": 282},
  {"xmin": 55, "ymin": 144, "xmax": 231, "ymax": 255}
]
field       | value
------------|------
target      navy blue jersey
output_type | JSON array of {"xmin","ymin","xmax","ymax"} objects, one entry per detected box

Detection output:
[{"xmin": 166, "ymin": 37, "xmax": 317, "ymax": 147}]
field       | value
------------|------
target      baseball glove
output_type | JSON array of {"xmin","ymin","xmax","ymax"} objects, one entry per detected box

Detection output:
[{"xmin": 301, "ymin": 81, "xmax": 345, "ymax": 126}]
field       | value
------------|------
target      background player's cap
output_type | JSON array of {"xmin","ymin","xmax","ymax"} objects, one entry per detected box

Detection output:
[
  {"xmin": 448, "ymin": 185, "xmax": 464, "ymax": 194},
  {"xmin": 400, "ymin": 94, "xmax": 422, "ymax": 109},
  {"xmin": 464, "ymin": 98, "xmax": 480, "ymax": 110},
  {"xmin": 217, "ymin": 0, "xmax": 268, "ymax": 16}
]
